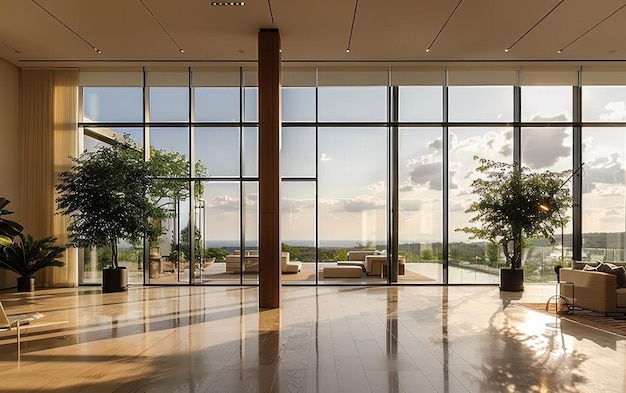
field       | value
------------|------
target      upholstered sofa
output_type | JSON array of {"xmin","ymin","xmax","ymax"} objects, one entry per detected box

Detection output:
[
  {"xmin": 560, "ymin": 261, "xmax": 626, "ymax": 314},
  {"xmin": 225, "ymin": 254, "xmax": 258, "ymax": 273},
  {"xmin": 225, "ymin": 252, "xmax": 301, "ymax": 274},
  {"xmin": 341, "ymin": 250, "xmax": 405, "ymax": 277}
]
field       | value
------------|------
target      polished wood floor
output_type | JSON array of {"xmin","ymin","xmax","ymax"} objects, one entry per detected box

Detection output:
[{"xmin": 0, "ymin": 284, "xmax": 624, "ymax": 392}]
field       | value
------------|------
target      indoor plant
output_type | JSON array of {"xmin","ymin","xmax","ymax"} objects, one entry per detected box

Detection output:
[
  {"xmin": 56, "ymin": 137, "xmax": 164, "ymax": 292},
  {"xmin": 458, "ymin": 157, "xmax": 572, "ymax": 291},
  {"xmin": 0, "ymin": 233, "xmax": 65, "ymax": 292},
  {"xmin": 0, "ymin": 197, "xmax": 23, "ymax": 246}
]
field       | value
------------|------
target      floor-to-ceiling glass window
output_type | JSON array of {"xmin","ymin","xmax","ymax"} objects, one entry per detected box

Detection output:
[
  {"xmin": 145, "ymin": 70, "xmax": 195, "ymax": 285},
  {"xmin": 396, "ymin": 78, "xmax": 445, "ymax": 283},
  {"xmin": 78, "ymin": 68, "xmax": 258, "ymax": 286},
  {"xmin": 80, "ymin": 73, "xmax": 145, "ymax": 285},
  {"xmin": 520, "ymin": 81, "xmax": 575, "ymax": 282},
  {"xmin": 582, "ymin": 78, "xmax": 626, "ymax": 263},
  {"xmin": 316, "ymin": 68, "xmax": 389, "ymax": 283},
  {"xmin": 280, "ymin": 70, "xmax": 318, "ymax": 284},
  {"xmin": 77, "ymin": 65, "xmax": 626, "ymax": 287},
  {"xmin": 447, "ymin": 73, "xmax": 515, "ymax": 284}
]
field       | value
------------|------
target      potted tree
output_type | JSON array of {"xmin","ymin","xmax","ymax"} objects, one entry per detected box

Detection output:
[
  {"xmin": 56, "ymin": 137, "xmax": 164, "ymax": 292},
  {"xmin": 0, "ymin": 234, "xmax": 65, "ymax": 292},
  {"xmin": 458, "ymin": 157, "xmax": 572, "ymax": 291}
]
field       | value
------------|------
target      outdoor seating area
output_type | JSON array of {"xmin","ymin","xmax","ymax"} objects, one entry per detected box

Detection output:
[
  {"xmin": 325, "ymin": 250, "xmax": 406, "ymax": 279},
  {"xmin": 225, "ymin": 251, "xmax": 301, "ymax": 274}
]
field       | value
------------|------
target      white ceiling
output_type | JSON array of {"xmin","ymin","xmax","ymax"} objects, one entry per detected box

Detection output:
[{"xmin": 2, "ymin": 0, "xmax": 626, "ymax": 68}]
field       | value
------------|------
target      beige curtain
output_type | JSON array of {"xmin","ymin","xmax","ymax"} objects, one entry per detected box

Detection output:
[{"xmin": 19, "ymin": 69, "xmax": 78, "ymax": 287}]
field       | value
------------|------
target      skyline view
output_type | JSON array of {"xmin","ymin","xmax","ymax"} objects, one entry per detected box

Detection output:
[{"xmin": 80, "ymin": 68, "xmax": 626, "ymax": 285}]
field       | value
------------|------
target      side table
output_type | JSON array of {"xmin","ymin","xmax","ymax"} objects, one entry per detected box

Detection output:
[{"xmin": 546, "ymin": 281, "xmax": 574, "ymax": 313}]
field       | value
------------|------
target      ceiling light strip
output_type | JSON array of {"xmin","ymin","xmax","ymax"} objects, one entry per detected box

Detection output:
[
  {"xmin": 210, "ymin": 2, "xmax": 245, "ymax": 6},
  {"xmin": 31, "ymin": 0, "xmax": 101, "ymax": 53},
  {"xmin": 425, "ymin": 0, "xmax": 464, "ymax": 53},
  {"xmin": 345, "ymin": 0, "xmax": 360, "ymax": 53},
  {"xmin": 557, "ymin": 3, "xmax": 626, "ymax": 53},
  {"xmin": 505, "ymin": 0, "xmax": 565, "ymax": 53},
  {"xmin": 138, "ymin": 0, "xmax": 185, "ymax": 53},
  {"xmin": 267, "ymin": 0, "xmax": 275, "ymax": 24}
]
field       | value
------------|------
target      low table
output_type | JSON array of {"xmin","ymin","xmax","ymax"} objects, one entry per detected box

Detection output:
[
  {"xmin": 323, "ymin": 265, "xmax": 363, "ymax": 278},
  {"xmin": 337, "ymin": 261, "xmax": 366, "ymax": 273}
]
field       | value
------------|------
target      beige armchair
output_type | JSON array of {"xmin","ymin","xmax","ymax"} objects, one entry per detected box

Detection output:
[
  {"xmin": 282, "ymin": 252, "xmax": 302, "ymax": 273},
  {"xmin": 365, "ymin": 255, "xmax": 406, "ymax": 277}
]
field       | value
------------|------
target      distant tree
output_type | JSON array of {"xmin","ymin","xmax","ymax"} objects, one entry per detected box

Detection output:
[
  {"xmin": 282, "ymin": 243, "xmax": 302, "ymax": 260},
  {"xmin": 421, "ymin": 249, "xmax": 434, "ymax": 261},
  {"xmin": 486, "ymin": 242, "xmax": 500, "ymax": 267},
  {"xmin": 334, "ymin": 248, "xmax": 348, "ymax": 261},
  {"xmin": 205, "ymin": 247, "xmax": 228, "ymax": 262}
]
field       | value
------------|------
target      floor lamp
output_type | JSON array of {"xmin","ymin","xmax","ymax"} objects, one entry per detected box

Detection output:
[{"xmin": 541, "ymin": 162, "xmax": 584, "ymax": 313}]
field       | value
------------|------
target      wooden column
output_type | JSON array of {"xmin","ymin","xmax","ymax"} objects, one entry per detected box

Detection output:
[{"xmin": 258, "ymin": 28, "xmax": 281, "ymax": 308}]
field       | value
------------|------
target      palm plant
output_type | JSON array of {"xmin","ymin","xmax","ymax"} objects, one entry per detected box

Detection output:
[
  {"xmin": 0, "ymin": 198, "xmax": 23, "ymax": 246},
  {"xmin": 0, "ymin": 234, "xmax": 65, "ymax": 291}
]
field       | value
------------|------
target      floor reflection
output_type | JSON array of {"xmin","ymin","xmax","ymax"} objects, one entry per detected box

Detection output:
[{"xmin": 0, "ymin": 285, "xmax": 624, "ymax": 392}]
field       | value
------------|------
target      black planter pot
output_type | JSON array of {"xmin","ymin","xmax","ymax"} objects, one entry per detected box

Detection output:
[
  {"xmin": 500, "ymin": 268, "xmax": 524, "ymax": 292},
  {"xmin": 17, "ymin": 276, "xmax": 35, "ymax": 292},
  {"xmin": 102, "ymin": 267, "xmax": 128, "ymax": 293}
]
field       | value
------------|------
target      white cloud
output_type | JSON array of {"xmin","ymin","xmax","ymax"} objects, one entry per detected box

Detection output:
[
  {"xmin": 209, "ymin": 195, "xmax": 239, "ymax": 211},
  {"xmin": 366, "ymin": 181, "xmax": 386, "ymax": 192},
  {"xmin": 600, "ymin": 102, "xmax": 626, "ymax": 122},
  {"xmin": 319, "ymin": 196, "xmax": 386, "ymax": 213},
  {"xmin": 320, "ymin": 153, "xmax": 333, "ymax": 162},
  {"xmin": 342, "ymin": 195, "xmax": 385, "ymax": 212},
  {"xmin": 586, "ymin": 154, "xmax": 625, "ymax": 185}
]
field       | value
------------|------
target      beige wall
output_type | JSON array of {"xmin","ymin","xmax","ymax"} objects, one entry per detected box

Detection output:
[{"xmin": 0, "ymin": 58, "xmax": 20, "ymax": 288}]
